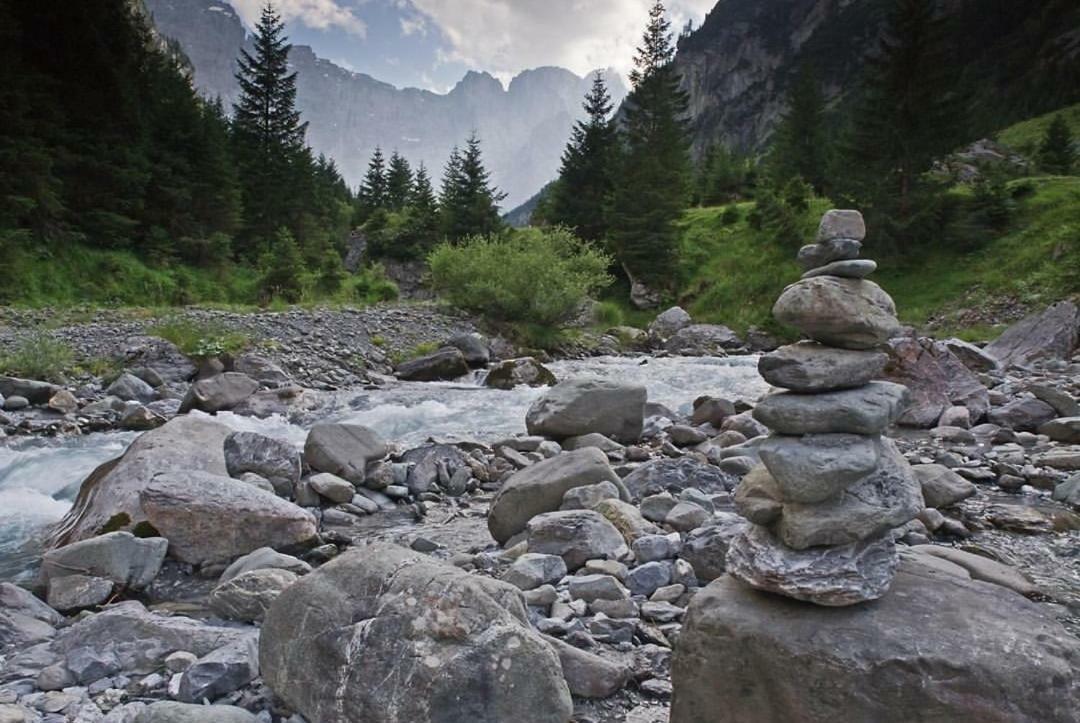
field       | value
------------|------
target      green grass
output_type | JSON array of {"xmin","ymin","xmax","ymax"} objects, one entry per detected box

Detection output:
[
  {"xmin": 147, "ymin": 317, "xmax": 252, "ymax": 359},
  {"xmin": 389, "ymin": 341, "xmax": 440, "ymax": 366},
  {"xmin": 0, "ymin": 334, "xmax": 76, "ymax": 382},
  {"xmin": 673, "ymin": 178, "xmax": 1080, "ymax": 341},
  {"xmin": 997, "ymin": 102, "xmax": 1080, "ymax": 157}
]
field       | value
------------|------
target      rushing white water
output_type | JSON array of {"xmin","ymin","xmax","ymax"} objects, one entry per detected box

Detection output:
[{"xmin": 0, "ymin": 355, "xmax": 769, "ymax": 581}]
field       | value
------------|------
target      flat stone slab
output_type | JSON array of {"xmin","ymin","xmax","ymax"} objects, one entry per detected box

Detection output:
[
  {"xmin": 801, "ymin": 259, "xmax": 877, "ymax": 279},
  {"xmin": 753, "ymin": 381, "xmax": 909, "ymax": 435}
]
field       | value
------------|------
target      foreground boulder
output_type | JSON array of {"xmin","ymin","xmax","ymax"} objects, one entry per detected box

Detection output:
[
  {"xmin": 671, "ymin": 559, "xmax": 1080, "ymax": 722},
  {"xmin": 260, "ymin": 544, "xmax": 572, "ymax": 723},
  {"xmin": 488, "ymin": 448, "xmax": 628, "ymax": 544},
  {"xmin": 983, "ymin": 300, "xmax": 1079, "ymax": 368},
  {"xmin": 526, "ymin": 378, "xmax": 646, "ymax": 443},
  {"xmin": 48, "ymin": 417, "xmax": 232, "ymax": 548},
  {"xmin": 139, "ymin": 472, "xmax": 317, "ymax": 565}
]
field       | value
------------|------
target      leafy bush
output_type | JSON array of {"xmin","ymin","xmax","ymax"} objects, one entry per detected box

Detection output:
[
  {"xmin": 0, "ymin": 333, "xmax": 75, "ymax": 382},
  {"xmin": 593, "ymin": 300, "xmax": 625, "ymax": 327},
  {"xmin": 345, "ymin": 264, "xmax": 399, "ymax": 304},
  {"xmin": 148, "ymin": 317, "xmax": 250, "ymax": 358},
  {"xmin": 428, "ymin": 227, "xmax": 612, "ymax": 327}
]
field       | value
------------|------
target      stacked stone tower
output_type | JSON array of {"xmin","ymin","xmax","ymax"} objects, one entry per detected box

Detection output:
[{"xmin": 727, "ymin": 210, "xmax": 925, "ymax": 606}]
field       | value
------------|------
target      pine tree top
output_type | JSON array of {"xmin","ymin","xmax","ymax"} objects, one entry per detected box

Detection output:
[{"xmin": 631, "ymin": 1, "xmax": 675, "ymax": 88}]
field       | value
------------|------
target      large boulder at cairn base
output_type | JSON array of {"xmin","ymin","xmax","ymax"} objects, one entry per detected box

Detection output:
[
  {"xmin": 772, "ymin": 277, "xmax": 900, "ymax": 350},
  {"xmin": 488, "ymin": 448, "xmax": 628, "ymax": 544},
  {"xmin": 983, "ymin": 300, "xmax": 1079, "ymax": 368},
  {"xmin": 882, "ymin": 336, "xmax": 991, "ymax": 427},
  {"xmin": 260, "ymin": 544, "xmax": 572, "ymax": 723},
  {"xmin": 139, "ymin": 472, "xmax": 317, "ymax": 565},
  {"xmin": 48, "ymin": 417, "xmax": 232, "ymax": 549},
  {"xmin": 526, "ymin": 378, "xmax": 646, "ymax": 443},
  {"xmin": 671, "ymin": 559, "xmax": 1080, "ymax": 723}
]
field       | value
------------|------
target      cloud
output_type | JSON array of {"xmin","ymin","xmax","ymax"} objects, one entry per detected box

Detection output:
[
  {"xmin": 406, "ymin": 0, "xmax": 714, "ymax": 82},
  {"xmin": 399, "ymin": 14, "xmax": 428, "ymax": 37},
  {"xmin": 229, "ymin": 0, "xmax": 366, "ymax": 37}
]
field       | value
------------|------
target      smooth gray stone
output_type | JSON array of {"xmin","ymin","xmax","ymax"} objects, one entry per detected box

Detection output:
[
  {"xmin": 816, "ymin": 209, "xmax": 866, "ymax": 242},
  {"xmin": 394, "ymin": 346, "xmax": 469, "ymax": 381},
  {"xmin": 224, "ymin": 431, "xmax": 301, "ymax": 497},
  {"xmin": 304, "ymin": 423, "xmax": 386, "ymax": 484},
  {"xmin": 725, "ymin": 524, "xmax": 898, "ymax": 606},
  {"xmin": 732, "ymin": 465, "xmax": 782, "ymax": 525},
  {"xmin": 134, "ymin": 702, "xmax": 258, "ymax": 723},
  {"xmin": 759, "ymin": 434, "xmax": 883, "ymax": 504},
  {"xmin": 753, "ymin": 381, "xmax": 909, "ymax": 435},
  {"xmin": 219, "ymin": 547, "xmax": 311, "ymax": 583},
  {"xmin": 911, "ymin": 464, "xmax": 976, "ymax": 509},
  {"xmin": 759, "ymin": 341, "xmax": 888, "ymax": 393},
  {"xmin": 526, "ymin": 377, "xmax": 646, "ymax": 443},
  {"xmin": 796, "ymin": 237, "xmax": 863, "ymax": 271},
  {"xmin": 525, "ymin": 510, "xmax": 629, "ymax": 571},
  {"xmin": 209, "ymin": 568, "xmax": 298, "ymax": 622},
  {"xmin": 802, "ymin": 258, "xmax": 877, "ymax": 279},
  {"xmin": 179, "ymin": 372, "xmax": 259, "ymax": 413},
  {"xmin": 773, "ymin": 277, "xmax": 900, "ymax": 350},
  {"xmin": 41, "ymin": 531, "xmax": 167, "ymax": 590}
]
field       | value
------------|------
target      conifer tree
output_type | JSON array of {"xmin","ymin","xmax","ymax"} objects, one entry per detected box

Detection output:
[
  {"xmin": 404, "ymin": 163, "xmax": 440, "ymax": 253},
  {"xmin": 259, "ymin": 227, "xmax": 306, "ymax": 302},
  {"xmin": 1038, "ymin": 114, "xmax": 1075, "ymax": 175},
  {"xmin": 440, "ymin": 134, "xmax": 505, "ymax": 241},
  {"xmin": 608, "ymin": 1, "xmax": 690, "ymax": 289},
  {"xmin": 768, "ymin": 64, "xmax": 829, "ymax": 193},
  {"xmin": 549, "ymin": 73, "xmax": 618, "ymax": 242},
  {"xmin": 356, "ymin": 147, "xmax": 388, "ymax": 221},
  {"xmin": 841, "ymin": 0, "xmax": 965, "ymax": 233},
  {"xmin": 385, "ymin": 151, "xmax": 414, "ymax": 211},
  {"xmin": 232, "ymin": 2, "xmax": 308, "ymax": 256}
]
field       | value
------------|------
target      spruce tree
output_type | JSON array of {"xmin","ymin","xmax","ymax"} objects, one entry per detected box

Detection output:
[
  {"xmin": 549, "ymin": 73, "xmax": 618, "ymax": 241},
  {"xmin": 385, "ymin": 151, "xmax": 414, "ymax": 211},
  {"xmin": 841, "ymin": 0, "xmax": 965, "ymax": 238},
  {"xmin": 403, "ymin": 163, "xmax": 440, "ymax": 256},
  {"xmin": 356, "ymin": 147, "xmax": 388, "ymax": 222},
  {"xmin": 440, "ymin": 134, "xmax": 505, "ymax": 241},
  {"xmin": 609, "ymin": 0, "xmax": 690, "ymax": 289},
  {"xmin": 259, "ymin": 227, "xmax": 307, "ymax": 302},
  {"xmin": 1038, "ymin": 115, "xmax": 1075, "ymax": 175},
  {"xmin": 768, "ymin": 64, "xmax": 829, "ymax": 193},
  {"xmin": 232, "ymin": 2, "xmax": 308, "ymax": 256}
]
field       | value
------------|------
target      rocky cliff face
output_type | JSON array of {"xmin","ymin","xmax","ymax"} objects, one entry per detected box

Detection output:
[
  {"xmin": 143, "ymin": 0, "xmax": 625, "ymax": 208},
  {"xmin": 675, "ymin": 0, "xmax": 1080, "ymax": 157}
]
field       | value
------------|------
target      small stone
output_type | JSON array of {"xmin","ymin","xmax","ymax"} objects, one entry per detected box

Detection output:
[
  {"xmin": 568, "ymin": 574, "xmax": 629, "ymax": 603},
  {"xmin": 816, "ymin": 210, "xmax": 866, "ymax": 242},
  {"xmin": 46, "ymin": 575, "xmax": 113, "ymax": 612},
  {"xmin": 500, "ymin": 553, "xmax": 568, "ymax": 591},
  {"xmin": 664, "ymin": 502, "xmax": 709, "ymax": 532},
  {"xmin": 801, "ymin": 259, "xmax": 877, "ymax": 279},
  {"xmin": 306, "ymin": 472, "xmax": 356, "ymax": 504},
  {"xmin": 627, "ymin": 562, "xmax": 672, "ymax": 598},
  {"xmin": 164, "ymin": 652, "xmax": 198, "ymax": 674}
]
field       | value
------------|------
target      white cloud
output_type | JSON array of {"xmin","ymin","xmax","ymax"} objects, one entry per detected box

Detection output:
[
  {"xmin": 399, "ymin": 14, "xmax": 428, "ymax": 36},
  {"xmin": 229, "ymin": 0, "xmax": 366, "ymax": 37},
  {"xmin": 407, "ymin": 0, "xmax": 714, "ymax": 82}
]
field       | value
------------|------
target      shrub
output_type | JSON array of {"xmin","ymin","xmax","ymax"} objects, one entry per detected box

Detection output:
[
  {"xmin": 0, "ymin": 333, "xmax": 75, "ymax": 382},
  {"xmin": 346, "ymin": 264, "xmax": 399, "ymax": 304},
  {"xmin": 428, "ymin": 227, "xmax": 612, "ymax": 327},
  {"xmin": 258, "ymin": 228, "xmax": 306, "ymax": 303},
  {"xmin": 593, "ymin": 300, "xmax": 625, "ymax": 327},
  {"xmin": 148, "ymin": 317, "xmax": 250, "ymax": 358},
  {"xmin": 317, "ymin": 248, "xmax": 347, "ymax": 294},
  {"xmin": 720, "ymin": 205, "xmax": 741, "ymax": 226}
]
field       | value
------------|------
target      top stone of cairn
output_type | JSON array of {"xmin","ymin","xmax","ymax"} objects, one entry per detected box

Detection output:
[{"xmin": 816, "ymin": 209, "xmax": 866, "ymax": 242}]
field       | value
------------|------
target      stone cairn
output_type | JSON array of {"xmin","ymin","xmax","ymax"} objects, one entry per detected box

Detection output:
[{"xmin": 726, "ymin": 209, "xmax": 925, "ymax": 606}]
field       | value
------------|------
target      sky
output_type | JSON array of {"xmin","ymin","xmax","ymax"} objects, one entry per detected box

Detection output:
[{"xmin": 226, "ymin": 0, "xmax": 716, "ymax": 92}]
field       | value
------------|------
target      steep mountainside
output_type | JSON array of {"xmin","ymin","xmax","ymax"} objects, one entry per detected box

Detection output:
[
  {"xmin": 676, "ymin": 0, "xmax": 1080, "ymax": 156},
  {"xmin": 143, "ymin": 0, "xmax": 625, "ymax": 208}
]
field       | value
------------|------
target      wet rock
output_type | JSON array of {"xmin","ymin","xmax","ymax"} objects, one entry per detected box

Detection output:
[
  {"xmin": 178, "ymin": 373, "xmax": 259, "ymax": 414},
  {"xmin": 912, "ymin": 464, "xmax": 976, "ymax": 509},
  {"xmin": 106, "ymin": 373, "xmax": 158, "ymax": 403},
  {"xmin": 303, "ymin": 423, "xmax": 386, "ymax": 484},
  {"xmin": 753, "ymin": 381, "xmax": 909, "ymax": 435},
  {"xmin": 525, "ymin": 510, "xmax": 629, "ymax": 571},
  {"xmin": 672, "ymin": 558, "xmax": 1080, "ymax": 723},
  {"xmin": 444, "ymin": 332, "xmax": 491, "ymax": 367},
  {"xmin": 758, "ymin": 342, "xmax": 888, "ymax": 393},
  {"xmin": 42, "ymin": 531, "xmax": 167, "ymax": 590},
  {"xmin": 0, "ymin": 376, "xmax": 60, "ymax": 405},
  {"xmin": 983, "ymin": 300, "xmax": 1079, "ymax": 368},
  {"xmin": 488, "ymin": 448, "xmax": 626, "ymax": 544},
  {"xmin": 526, "ymin": 378, "xmax": 646, "ymax": 443},
  {"xmin": 139, "ymin": 471, "xmax": 317, "ymax": 565},
  {"xmin": 223, "ymin": 432, "xmax": 301, "ymax": 498},
  {"xmin": 394, "ymin": 346, "xmax": 469, "ymax": 381},
  {"xmin": 484, "ymin": 357, "xmax": 557, "ymax": 390},
  {"xmin": 209, "ymin": 568, "xmax": 298, "ymax": 622},
  {"xmin": 259, "ymin": 544, "xmax": 572, "ymax": 723},
  {"xmin": 773, "ymin": 277, "xmax": 900, "ymax": 350},
  {"xmin": 649, "ymin": 307, "xmax": 692, "ymax": 338}
]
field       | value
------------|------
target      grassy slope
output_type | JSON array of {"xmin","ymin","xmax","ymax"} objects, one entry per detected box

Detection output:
[
  {"xmin": 996, "ymin": 102, "xmax": 1080, "ymax": 156},
  {"xmin": 671, "ymin": 177, "xmax": 1080, "ymax": 341}
]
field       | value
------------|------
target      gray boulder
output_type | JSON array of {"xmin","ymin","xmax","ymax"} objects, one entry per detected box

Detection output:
[
  {"xmin": 759, "ymin": 434, "xmax": 883, "ymax": 504},
  {"xmin": 219, "ymin": 547, "xmax": 311, "ymax": 583},
  {"xmin": 259, "ymin": 544, "xmax": 572, "ymax": 723},
  {"xmin": 394, "ymin": 346, "xmax": 469, "ymax": 381},
  {"xmin": 816, "ymin": 209, "xmax": 866, "ymax": 242},
  {"xmin": 1030, "ymin": 384, "xmax": 1080, "ymax": 417},
  {"xmin": 500, "ymin": 553, "xmax": 568, "ymax": 591},
  {"xmin": 233, "ymin": 353, "xmax": 290, "ymax": 387},
  {"xmin": 303, "ymin": 423, "xmax": 386, "ymax": 484},
  {"xmin": 988, "ymin": 397, "xmax": 1057, "ymax": 431},
  {"xmin": 753, "ymin": 381, "xmax": 909, "ymax": 435},
  {"xmin": 210, "ymin": 568, "xmax": 298, "ymax": 622},
  {"xmin": 179, "ymin": 373, "xmax": 259, "ymax": 414},
  {"xmin": 1052, "ymin": 474, "xmax": 1080, "ymax": 507},
  {"xmin": 106, "ymin": 373, "xmax": 158, "ymax": 403},
  {"xmin": 678, "ymin": 514, "xmax": 750, "ymax": 582},
  {"xmin": 542, "ymin": 635, "xmax": 630, "ymax": 699},
  {"xmin": 672, "ymin": 558, "xmax": 1080, "ymax": 723},
  {"xmin": 526, "ymin": 510, "xmax": 629, "ymax": 570},
  {"xmin": 0, "ymin": 376, "xmax": 60, "ymax": 405},
  {"xmin": 41, "ymin": 531, "xmax": 167, "ymax": 589},
  {"xmin": 773, "ymin": 277, "xmax": 900, "ymax": 350},
  {"xmin": 912, "ymin": 464, "xmax": 977, "ymax": 509},
  {"xmin": 882, "ymin": 336, "xmax": 991, "ymax": 427},
  {"xmin": 726, "ymin": 525, "xmax": 899, "ymax": 606},
  {"xmin": 484, "ymin": 357, "xmax": 557, "ymax": 390},
  {"xmin": 138, "ymin": 472, "xmax": 317, "ymax": 565},
  {"xmin": 983, "ymin": 300, "xmax": 1079, "ymax": 368},
  {"xmin": 621, "ymin": 457, "xmax": 736, "ymax": 500},
  {"xmin": 665, "ymin": 324, "xmax": 744, "ymax": 356},
  {"xmin": 122, "ymin": 336, "xmax": 196, "ymax": 384},
  {"xmin": 732, "ymin": 465, "xmax": 783, "ymax": 525},
  {"xmin": 46, "ymin": 574, "xmax": 113, "ymax": 612},
  {"xmin": 400, "ymin": 444, "xmax": 468, "ymax": 495},
  {"xmin": 224, "ymin": 432, "xmax": 301, "ymax": 497},
  {"xmin": 488, "ymin": 448, "xmax": 627, "ymax": 544},
  {"xmin": 445, "ymin": 332, "xmax": 491, "ymax": 367},
  {"xmin": 134, "ymin": 702, "xmax": 257, "ymax": 723},
  {"xmin": 0, "ymin": 582, "xmax": 62, "ymax": 650},
  {"xmin": 649, "ymin": 306, "xmax": 692, "ymax": 338},
  {"xmin": 177, "ymin": 634, "xmax": 259, "ymax": 703},
  {"xmin": 48, "ymin": 416, "xmax": 232, "ymax": 548},
  {"xmin": 942, "ymin": 338, "xmax": 1000, "ymax": 372},
  {"xmin": 306, "ymin": 472, "xmax": 356, "ymax": 503},
  {"xmin": 526, "ymin": 378, "xmax": 646, "ymax": 443},
  {"xmin": 759, "ymin": 342, "xmax": 888, "ymax": 393}
]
